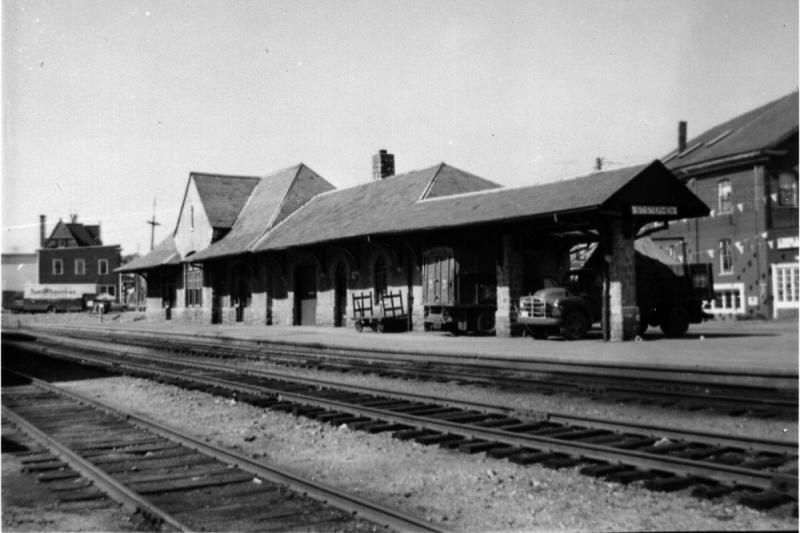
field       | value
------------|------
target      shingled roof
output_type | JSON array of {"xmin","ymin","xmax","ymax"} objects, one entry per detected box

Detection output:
[
  {"xmin": 189, "ymin": 164, "xmax": 335, "ymax": 262},
  {"xmin": 664, "ymin": 91, "xmax": 798, "ymax": 173},
  {"xmin": 115, "ymin": 236, "xmax": 180, "ymax": 273},
  {"xmin": 45, "ymin": 220, "xmax": 103, "ymax": 247},
  {"xmin": 254, "ymin": 160, "xmax": 707, "ymax": 251},
  {"xmin": 249, "ymin": 163, "xmax": 501, "ymax": 251},
  {"xmin": 191, "ymin": 173, "xmax": 261, "ymax": 228}
]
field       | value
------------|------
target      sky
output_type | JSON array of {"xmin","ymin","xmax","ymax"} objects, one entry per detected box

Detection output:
[{"xmin": 2, "ymin": 0, "xmax": 797, "ymax": 255}]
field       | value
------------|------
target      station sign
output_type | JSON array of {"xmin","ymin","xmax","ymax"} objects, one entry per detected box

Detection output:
[
  {"xmin": 24, "ymin": 283, "xmax": 97, "ymax": 300},
  {"xmin": 631, "ymin": 205, "xmax": 678, "ymax": 216}
]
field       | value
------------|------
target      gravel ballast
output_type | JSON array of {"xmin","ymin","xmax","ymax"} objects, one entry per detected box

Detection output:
[{"xmin": 53, "ymin": 375, "xmax": 796, "ymax": 532}]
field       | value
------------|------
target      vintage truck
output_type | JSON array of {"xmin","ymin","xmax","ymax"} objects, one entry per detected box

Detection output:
[
  {"xmin": 518, "ymin": 238, "xmax": 713, "ymax": 340},
  {"xmin": 422, "ymin": 246, "xmax": 497, "ymax": 335},
  {"xmin": 11, "ymin": 283, "xmax": 96, "ymax": 313}
]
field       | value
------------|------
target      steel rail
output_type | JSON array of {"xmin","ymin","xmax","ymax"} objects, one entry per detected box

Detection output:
[
  {"xmin": 4, "ymin": 369, "xmax": 448, "ymax": 533},
  {"xmin": 11, "ymin": 340, "xmax": 795, "ymax": 496},
  {"xmin": 21, "ymin": 330, "xmax": 799, "ymax": 416},
  {"xmin": 31, "ymin": 336, "xmax": 796, "ymax": 456},
  {"xmin": 1, "ymin": 405, "xmax": 191, "ymax": 532},
  {"xmin": 29, "ymin": 324, "xmax": 799, "ymax": 390}
]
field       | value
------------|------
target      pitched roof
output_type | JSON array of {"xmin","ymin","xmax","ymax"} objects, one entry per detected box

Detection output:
[
  {"xmin": 191, "ymin": 173, "xmax": 261, "ymax": 228},
  {"xmin": 250, "ymin": 163, "xmax": 501, "ymax": 251},
  {"xmin": 115, "ymin": 236, "xmax": 180, "ymax": 272},
  {"xmin": 46, "ymin": 220, "xmax": 102, "ymax": 246},
  {"xmin": 254, "ymin": 160, "xmax": 706, "ymax": 251},
  {"xmin": 66, "ymin": 223, "xmax": 100, "ymax": 246},
  {"xmin": 664, "ymin": 91, "xmax": 798, "ymax": 172},
  {"xmin": 189, "ymin": 164, "xmax": 335, "ymax": 262}
]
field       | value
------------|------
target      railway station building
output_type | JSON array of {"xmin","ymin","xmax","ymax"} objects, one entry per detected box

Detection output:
[
  {"xmin": 118, "ymin": 155, "xmax": 709, "ymax": 341},
  {"xmin": 655, "ymin": 91, "xmax": 798, "ymax": 319}
]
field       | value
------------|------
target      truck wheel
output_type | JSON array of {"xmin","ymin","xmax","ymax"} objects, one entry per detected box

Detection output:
[
  {"xmin": 476, "ymin": 311, "xmax": 495, "ymax": 335},
  {"xmin": 376, "ymin": 321, "xmax": 385, "ymax": 334},
  {"xmin": 560, "ymin": 311, "xmax": 588, "ymax": 340},
  {"xmin": 46, "ymin": 305, "xmax": 55, "ymax": 314},
  {"xmin": 660, "ymin": 306, "xmax": 689, "ymax": 337},
  {"xmin": 355, "ymin": 321, "xmax": 363, "ymax": 333}
]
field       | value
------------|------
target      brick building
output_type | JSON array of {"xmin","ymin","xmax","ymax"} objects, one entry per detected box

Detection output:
[
  {"xmin": 119, "ymin": 154, "xmax": 708, "ymax": 340},
  {"xmin": 656, "ymin": 92, "xmax": 798, "ymax": 318},
  {"xmin": 37, "ymin": 215, "xmax": 122, "ymax": 300}
]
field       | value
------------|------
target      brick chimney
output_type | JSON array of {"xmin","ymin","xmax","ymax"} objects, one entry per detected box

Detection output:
[
  {"xmin": 39, "ymin": 214, "xmax": 47, "ymax": 248},
  {"xmin": 372, "ymin": 149, "xmax": 395, "ymax": 180},
  {"xmin": 678, "ymin": 121, "xmax": 687, "ymax": 153}
]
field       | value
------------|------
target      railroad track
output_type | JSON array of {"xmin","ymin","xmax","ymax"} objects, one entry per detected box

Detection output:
[
  {"xmin": 26, "ymin": 324, "xmax": 798, "ymax": 418},
  {"xmin": 1, "ymin": 370, "xmax": 446, "ymax": 533},
  {"xmin": 5, "ymin": 337, "xmax": 797, "ymax": 511}
]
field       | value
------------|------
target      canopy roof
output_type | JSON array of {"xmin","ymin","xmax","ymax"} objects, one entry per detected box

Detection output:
[{"xmin": 115, "ymin": 236, "xmax": 180, "ymax": 273}]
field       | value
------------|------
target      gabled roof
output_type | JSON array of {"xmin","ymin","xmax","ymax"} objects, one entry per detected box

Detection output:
[
  {"xmin": 664, "ymin": 91, "xmax": 798, "ymax": 172},
  {"xmin": 190, "ymin": 173, "xmax": 261, "ymax": 229},
  {"xmin": 250, "ymin": 163, "xmax": 501, "ymax": 251},
  {"xmin": 115, "ymin": 236, "xmax": 180, "ymax": 273},
  {"xmin": 66, "ymin": 223, "xmax": 99, "ymax": 246},
  {"xmin": 254, "ymin": 160, "xmax": 706, "ymax": 251},
  {"xmin": 46, "ymin": 220, "xmax": 102, "ymax": 247},
  {"xmin": 189, "ymin": 164, "xmax": 335, "ymax": 262}
]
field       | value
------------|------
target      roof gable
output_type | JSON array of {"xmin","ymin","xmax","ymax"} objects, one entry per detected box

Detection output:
[
  {"xmin": 47, "ymin": 221, "xmax": 75, "ymax": 243},
  {"xmin": 191, "ymin": 173, "xmax": 260, "ymax": 228},
  {"xmin": 665, "ymin": 91, "xmax": 798, "ymax": 171},
  {"xmin": 421, "ymin": 164, "xmax": 501, "ymax": 199},
  {"xmin": 187, "ymin": 164, "xmax": 335, "ymax": 262}
]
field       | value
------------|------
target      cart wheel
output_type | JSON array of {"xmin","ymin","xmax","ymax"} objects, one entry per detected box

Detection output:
[
  {"xmin": 376, "ymin": 321, "xmax": 385, "ymax": 334},
  {"xmin": 355, "ymin": 321, "xmax": 363, "ymax": 333}
]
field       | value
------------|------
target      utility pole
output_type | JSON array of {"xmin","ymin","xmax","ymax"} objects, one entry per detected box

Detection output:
[{"xmin": 146, "ymin": 198, "xmax": 160, "ymax": 251}]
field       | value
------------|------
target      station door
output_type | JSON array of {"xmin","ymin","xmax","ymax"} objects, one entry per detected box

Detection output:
[{"xmin": 295, "ymin": 265, "xmax": 317, "ymax": 326}]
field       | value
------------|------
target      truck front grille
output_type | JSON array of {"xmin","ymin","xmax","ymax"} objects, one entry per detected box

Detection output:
[{"xmin": 519, "ymin": 296, "xmax": 548, "ymax": 318}]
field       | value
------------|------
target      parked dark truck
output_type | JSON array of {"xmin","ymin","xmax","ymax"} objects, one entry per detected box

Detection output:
[
  {"xmin": 422, "ymin": 246, "xmax": 497, "ymax": 335},
  {"xmin": 518, "ymin": 238, "xmax": 713, "ymax": 340}
]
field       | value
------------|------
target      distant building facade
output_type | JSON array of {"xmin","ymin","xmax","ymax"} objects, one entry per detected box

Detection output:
[
  {"xmin": 1, "ymin": 253, "xmax": 38, "ymax": 309},
  {"xmin": 37, "ymin": 215, "xmax": 122, "ymax": 301},
  {"xmin": 656, "ymin": 92, "xmax": 798, "ymax": 318}
]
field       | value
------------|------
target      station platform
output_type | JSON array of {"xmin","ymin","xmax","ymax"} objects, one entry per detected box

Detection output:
[{"xmin": 11, "ymin": 314, "xmax": 798, "ymax": 376}]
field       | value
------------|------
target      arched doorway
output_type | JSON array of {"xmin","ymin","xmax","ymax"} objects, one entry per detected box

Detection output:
[{"xmin": 334, "ymin": 261, "xmax": 348, "ymax": 327}]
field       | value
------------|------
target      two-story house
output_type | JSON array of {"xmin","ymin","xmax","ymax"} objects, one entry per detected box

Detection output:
[
  {"xmin": 656, "ymin": 91, "xmax": 798, "ymax": 319},
  {"xmin": 37, "ymin": 215, "xmax": 122, "ymax": 301}
]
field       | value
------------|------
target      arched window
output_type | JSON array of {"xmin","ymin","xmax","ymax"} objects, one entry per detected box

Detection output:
[{"xmin": 374, "ymin": 256, "xmax": 389, "ymax": 298}]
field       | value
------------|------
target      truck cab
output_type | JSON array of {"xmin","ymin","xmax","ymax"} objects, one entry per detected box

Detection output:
[{"xmin": 518, "ymin": 238, "xmax": 713, "ymax": 340}]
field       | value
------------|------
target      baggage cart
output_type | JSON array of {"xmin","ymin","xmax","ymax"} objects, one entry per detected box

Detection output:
[{"xmin": 352, "ymin": 290, "xmax": 408, "ymax": 333}]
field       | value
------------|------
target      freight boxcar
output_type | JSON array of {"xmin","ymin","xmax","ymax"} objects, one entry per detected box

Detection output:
[{"xmin": 422, "ymin": 246, "xmax": 497, "ymax": 335}]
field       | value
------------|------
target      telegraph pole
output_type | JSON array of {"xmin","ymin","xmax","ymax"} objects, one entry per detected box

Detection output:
[{"xmin": 146, "ymin": 198, "xmax": 160, "ymax": 250}]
